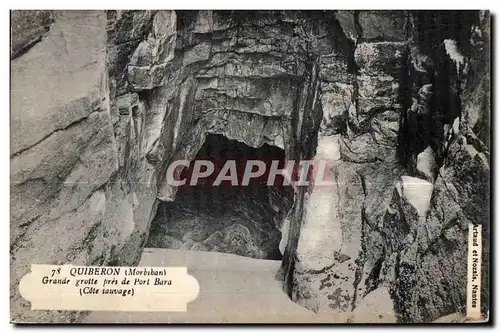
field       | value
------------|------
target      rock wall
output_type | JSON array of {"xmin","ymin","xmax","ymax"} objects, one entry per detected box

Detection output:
[
  {"xmin": 286, "ymin": 10, "xmax": 490, "ymax": 322},
  {"xmin": 10, "ymin": 10, "xmax": 490, "ymax": 323},
  {"xmin": 11, "ymin": 11, "xmax": 160, "ymax": 323}
]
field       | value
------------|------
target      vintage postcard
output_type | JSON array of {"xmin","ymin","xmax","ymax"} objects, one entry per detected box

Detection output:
[{"xmin": 10, "ymin": 9, "xmax": 491, "ymax": 324}]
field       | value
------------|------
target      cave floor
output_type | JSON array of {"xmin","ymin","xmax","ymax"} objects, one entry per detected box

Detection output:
[
  {"xmin": 147, "ymin": 185, "xmax": 287, "ymax": 260},
  {"xmin": 83, "ymin": 248, "xmax": 350, "ymax": 323}
]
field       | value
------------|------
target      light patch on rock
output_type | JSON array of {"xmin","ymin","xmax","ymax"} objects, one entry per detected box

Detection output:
[
  {"xmin": 452, "ymin": 116, "xmax": 460, "ymax": 134},
  {"xmin": 273, "ymin": 133, "xmax": 285, "ymax": 150},
  {"xmin": 89, "ymin": 190, "xmax": 106, "ymax": 215},
  {"xmin": 391, "ymin": 81, "xmax": 399, "ymax": 91},
  {"xmin": 297, "ymin": 187, "xmax": 343, "ymax": 270},
  {"xmin": 279, "ymin": 217, "xmax": 290, "ymax": 255},
  {"xmin": 400, "ymin": 176, "xmax": 433, "ymax": 217},
  {"xmin": 296, "ymin": 135, "xmax": 342, "ymax": 270},
  {"xmin": 316, "ymin": 135, "xmax": 341, "ymax": 161},
  {"xmin": 416, "ymin": 146, "xmax": 436, "ymax": 181},
  {"xmin": 443, "ymin": 39, "xmax": 465, "ymax": 73}
]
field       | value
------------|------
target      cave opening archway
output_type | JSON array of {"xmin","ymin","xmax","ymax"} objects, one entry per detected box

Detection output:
[{"xmin": 146, "ymin": 134, "xmax": 294, "ymax": 260}]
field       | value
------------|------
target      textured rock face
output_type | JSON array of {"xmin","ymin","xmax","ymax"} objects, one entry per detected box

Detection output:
[
  {"xmin": 11, "ymin": 11, "xmax": 111, "ymax": 323},
  {"xmin": 10, "ymin": 10, "xmax": 54, "ymax": 59},
  {"xmin": 390, "ymin": 134, "xmax": 489, "ymax": 322},
  {"xmin": 287, "ymin": 10, "xmax": 490, "ymax": 322},
  {"xmin": 10, "ymin": 10, "xmax": 490, "ymax": 323}
]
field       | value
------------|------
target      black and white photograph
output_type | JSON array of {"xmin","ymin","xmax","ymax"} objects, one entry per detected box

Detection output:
[{"xmin": 9, "ymin": 8, "xmax": 491, "ymax": 324}]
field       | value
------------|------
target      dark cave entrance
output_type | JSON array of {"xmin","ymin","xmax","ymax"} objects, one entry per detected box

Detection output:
[{"xmin": 146, "ymin": 134, "xmax": 294, "ymax": 260}]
